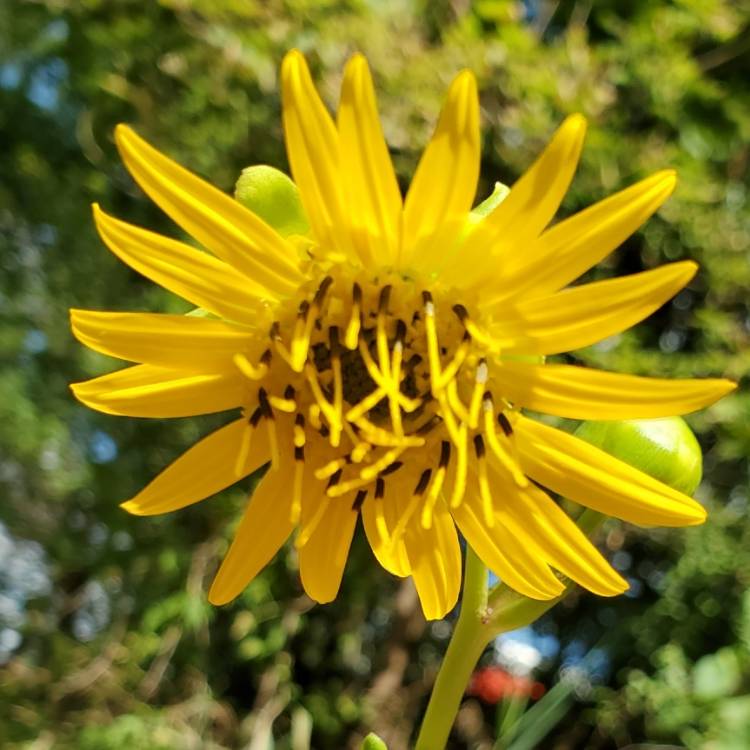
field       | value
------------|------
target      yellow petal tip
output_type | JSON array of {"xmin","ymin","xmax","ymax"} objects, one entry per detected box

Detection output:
[
  {"xmin": 119, "ymin": 499, "xmax": 147, "ymax": 516},
  {"xmin": 207, "ymin": 580, "xmax": 234, "ymax": 607}
]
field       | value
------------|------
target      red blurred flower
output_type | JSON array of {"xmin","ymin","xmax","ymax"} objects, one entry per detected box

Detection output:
[{"xmin": 468, "ymin": 666, "xmax": 546, "ymax": 704}]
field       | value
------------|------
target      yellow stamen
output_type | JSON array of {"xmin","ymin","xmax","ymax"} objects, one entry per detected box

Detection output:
[
  {"xmin": 345, "ymin": 385, "xmax": 388, "ymax": 422},
  {"xmin": 376, "ymin": 286, "xmax": 392, "ymax": 380},
  {"xmin": 330, "ymin": 328, "xmax": 344, "ymax": 448},
  {"xmin": 437, "ymin": 335, "xmax": 470, "ymax": 390},
  {"xmin": 351, "ymin": 441, "xmax": 372, "ymax": 463},
  {"xmin": 468, "ymin": 359, "xmax": 488, "ymax": 429},
  {"xmin": 359, "ymin": 447, "xmax": 405, "ymax": 481},
  {"xmin": 291, "ymin": 302, "xmax": 318, "ymax": 372},
  {"xmin": 269, "ymin": 322, "xmax": 295, "ymax": 368},
  {"xmin": 314, "ymin": 457, "xmax": 349, "ymax": 480},
  {"xmin": 269, "ymin": 395, "xmax": 297, "ymax": 413},
  {"xmin": 449, "ymin": 424, "xmax": 468, "ymax": 508},
  {"xmin": 308, "ymin": 403, "xmax": 322, "ymax": 431},
  {"xmin": 388, "ymin": 340, "xmax": 405, "ymax": 437},
  {"xmin": 344, "ymin": 283, "xmax": 362, "ymax": 350},
  {"xmin": 475, "ymin": 435, "xmax": 495, "ymax": 528},
  {"xmin": 389, "ymin": 469, "xmax": 431, "ymax": 549},
  {"xmin": 423, "ymin": 293, "xmax": 443, "ymax": 393},
  {"xmin": 304, "ymin": 363, "xmax": 341, "ymax": 445},
  {"xmin": 420, "ymin": 441, "xmax": 450, "ymax": 529},
  {"xmin": 446, "ymin": 379, "xmax": 471, "ymax": 425},
  {"xmin": 483, "ymin": 398, "xmax": 528, "ymax": 487},
  {"xmin": 233, "ymin": 352, "xmax": 268, "ymax": 381}
]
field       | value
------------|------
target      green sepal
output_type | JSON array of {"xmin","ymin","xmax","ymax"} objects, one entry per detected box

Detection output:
[
  {"xmin": 234, "ymin": 165, "xmax": 310, "ymax": 237},
  {"xmin": 360, "ymin": 732, "xmax": 388, "ymax": 750}
]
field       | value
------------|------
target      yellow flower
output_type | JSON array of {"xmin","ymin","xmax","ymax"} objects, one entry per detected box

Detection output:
[{"xmin": 71, "ymin": 51, "xmax": 733, "ymax": 620}]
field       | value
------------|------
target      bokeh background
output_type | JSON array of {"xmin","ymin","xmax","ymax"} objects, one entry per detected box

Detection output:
[{"xmin": 2, "ymin": 1, "xmax": 750, "ymax": 748}]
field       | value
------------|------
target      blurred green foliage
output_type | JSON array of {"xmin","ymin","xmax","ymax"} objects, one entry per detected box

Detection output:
[{"xmin": 1, "ymin": 0, "xmax": 749, "ymax": 747}]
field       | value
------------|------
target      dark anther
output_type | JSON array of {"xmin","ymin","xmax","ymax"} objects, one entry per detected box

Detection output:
[
  {"xmin": 380, "ymin": 461, "xmax": 403, "ymax": 477},
  {"xmin": 483, "ymin": 390, "xmax": 494, "ymax": 405},
  {"xmin": 248, "ymin": 407, "xmax": 263, "ymax": 427},
  {"xmin": 439, "ymin": 440, "xmax": 451, "ymax": 468},
  {"xmin": 412, "ymin": 311, "xmax": 421, "ymax": 324},
  {"xmin": 498, "ymin": 413, "xmax": 513, "ymax": 436},
  {"xmin": 329, "ymin": 325, "xmax": 342, "ymax": 354},
  {"xmin": 297, "ymin": 299, "xmax": 310, "ymax": 317},
  {"xmin": 327, "ymin": 469, "xmax": 343, "ymax": 489},
  {"xmin": 352, "ymin": 282, "xmax": 363, "ymax": 305},
  {"xmin": 295, "ymin": 413, "xmax": 305, "ymax": 428},
  {"xmin": 414, "ymin": 469, "xmax": 432, "ymax": 496},
  {"xmin": 473, "ymin": 433, "xmax": 486, "ymax": 459},
  {"xmin": 462, "ymin": 330, "xmax": 472, "ymax": 342},
  {"xmin": 452, "ymin": 304, "xmax": 469, "ymax": 323},
  {"xmin": 375, "ymin": 477, "xmax": 385, "ymax": 499},
  {"xmin": 440, "ymin": 346, "xmax": 447, "ymax": 355},
  {"xmin": 260, "ymin": 348, "xmax": 273, "ymax": 365},
  {"xmin": 416, "ymin": 415, "xmax": 441, "ymax": 435},
  {"xmin": 352, "ymin": 489, "xmax": 367, "ymax": 511},
  {"xmin": 284, "ymin": 384, "xmax": 296, "ymax": 400},
  {"xmin": 395, "ymin": 319, "xmax": 407, "ymax": 343},
  {"xmin": 405, "ymin": 353, "xmax": 423, "ymax": 370},
  {"xmin": 319, "ymin": 424, "xmax": 330, "ymax": 438},
  {"xmin": 313, "ymin": 275, "xmax": 333, "ymax": 306},
  {"xmin": 294, "ymin": 445, "xmax": 304, "ymax": 462},
  {"xmin": 258, "ymin": 388, "xmax": 273, "ymax": 419},
  {"xmin": 269, "ymin": 321, "xmax": 281, "ymax": 340},
  {"xmin": 378, "ymin": 285, "xmax": 392, "ymax": 314},
  {"xmin": 421, "ymin": 290, "xmax": 433, "ymax": 305}
]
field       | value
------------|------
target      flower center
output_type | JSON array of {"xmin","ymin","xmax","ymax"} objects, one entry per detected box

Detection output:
[{"xmin": 234, "ymin": 265, "xmax": 525, "ymax": 544}]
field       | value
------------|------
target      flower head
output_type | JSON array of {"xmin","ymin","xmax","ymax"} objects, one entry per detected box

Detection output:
[{"xmin": 71, "ymin": 51, "xmax": 734, "ymax": 619}]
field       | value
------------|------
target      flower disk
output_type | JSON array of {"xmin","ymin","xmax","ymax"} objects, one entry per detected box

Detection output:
[{"xmin": 71, "ymin": 50, "xmax": 734, "ymax": 620}]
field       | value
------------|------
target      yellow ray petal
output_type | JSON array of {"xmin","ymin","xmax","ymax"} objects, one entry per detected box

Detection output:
[
  {"xmin": 491, "ymin": 261, "xmax": 697, "ymax": 355},
  {"xmin": 121, "ymin": 418, "xmax": 270, "ymax": 516},
  {"xmin": 71, "ymin": 364, "xmax": 245, "ymax": 418},
  {"xmin": 403, "ymin": 503, "xmax": 461, "ymax": 620},
  {"xmin": 514, "ymin": 415, "xmax": 706, "ymax": 526},
  {"xmin": 493, "ymin": 170, "xmax": 677, "ymax": 302},
  {"xmin": 71, "ymin": 309, "xmax": 262, "ymax": 370},
  {"xmin": 448, "ymin": 115, "xmax": 586, "ymax": 287},
  {"xmin": 93, "ymin": 205, "xmax": 265, "ymax": 325},
  {"xmin": 281, "ymin": 50, "xmax": 355, "ymax": 260},
  {"xmin": 338, "ymin": 54, "xmax": 402, "ymax": 265},
  {"xmin": 361, "ymin": 474, "xmax": 411, "ymax": 577},
  {"xmin": 115, "ymin": 125, "xmax": 301, "ymax": 296},
  {"xmin": 493, "ymin": 361, "xmax": 735, "ymax": 420},
  {"xmin": 401, "ymin": 70, "xmax": 480, "ymax": 269},
  {"xmin": 488, "ymin": 467, "xmax": 628, "ymax": 596},
  {"xmin": 209, "ymin": 467, "xmax": 295, "ymax": 605},
  {"xmin": 298, "ymin": 494, "xmax": 358, "ymax": 604},
  {"xmin": 451, "ymin": 490, "xmax": 565, "ymax": 600}
]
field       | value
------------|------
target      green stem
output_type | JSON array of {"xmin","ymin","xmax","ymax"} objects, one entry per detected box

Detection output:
[{"xmin": 414, "ymin": 548, "xmax": 491, "ymax": 750}]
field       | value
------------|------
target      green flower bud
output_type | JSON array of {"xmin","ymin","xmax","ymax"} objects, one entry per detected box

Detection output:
[
  {"xmin": 360, "ymin": 732, "xmax": 388, "ymax": 750},
  {"xmin": 574, "ymin": 417, "xmax": 702, "ymax": 495},
  {"xmin": 234, "ymin": 165, "xmax": 309, "ymax": 237}
]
